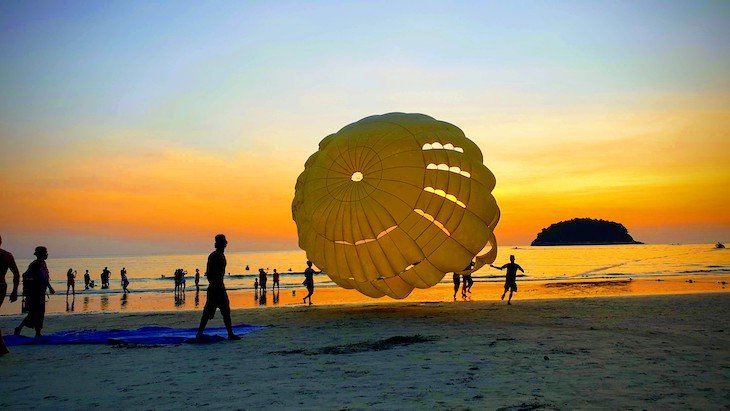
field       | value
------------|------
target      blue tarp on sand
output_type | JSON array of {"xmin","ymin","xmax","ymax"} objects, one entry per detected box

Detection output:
[{"xmin": 4, "ymin": 324, "xmax": 263, "ymax": 346}]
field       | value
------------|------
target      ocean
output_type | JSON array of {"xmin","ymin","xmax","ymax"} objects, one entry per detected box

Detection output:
[{"xmin": 1, "ymin": 243, "xmax": 727, "ymax": 315}]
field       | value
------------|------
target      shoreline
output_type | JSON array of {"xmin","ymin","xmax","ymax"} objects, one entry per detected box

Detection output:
[{"xmin": 1, "ymin": 274, "xmax": 728, "ymax": 317}]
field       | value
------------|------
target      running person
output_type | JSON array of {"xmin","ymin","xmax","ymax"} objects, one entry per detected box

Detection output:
[
  {"xmin": 490, "ymin": 255, "xmax": 524, "ymax": 305},
  {"xmin": 1, "ymin": 235, "xmax": 21, "ymax": 355},
  {"xmin": 196, "ymin": 234, "xmax": 240, "ymax": 340}
]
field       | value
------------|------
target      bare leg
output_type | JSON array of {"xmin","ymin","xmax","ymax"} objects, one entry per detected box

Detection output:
[
  {"xmin": 0, "ymin": 330, "xmax": 7, "ymax": 355},
  {"xmin": 508, "ymin": 291, "xmax": 513, "ymax": 305},
  {"xmin": 196, "ymin": 314, "xmax": 209, "ymax": 338},
  {"xmin": 223, "ymin": 312, "xmax": 240, "ymax": 340}
]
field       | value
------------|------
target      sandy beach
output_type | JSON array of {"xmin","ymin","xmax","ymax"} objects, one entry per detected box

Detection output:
[{"xmin": 1, "ymin": 292, "xmax": 728, "ymax": 409}]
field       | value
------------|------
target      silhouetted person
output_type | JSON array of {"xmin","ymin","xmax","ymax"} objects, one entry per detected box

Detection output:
[
  {"xmin": 302, "ymin": 261, "xmax": 315, "ymax": 305},
  {"xmin": 245, "ymin": 265, "xmax": 250, "ymax": 271},
  {"xmin": 83, "ymin": 269, "xmax": 90, "ymax": 290},
  {"xmin": 272, "ymin": 269, "xmax": 280, "ymax": 290},
  {"xmin": 491, "ymin": 255, "xmax": 524, "ymax": 305},
  {"xmin": 15, "ymin": 246, "xmax": 55, "ymax": 338},
  {"xmin": 452, "ymin": 273, "xmax": 461, "ymax": 300},
  {"xmin": 120, "ymin": 267, "xmax": 130, "ymax": 293},
  {"xmin": 195, "ymin": 268, "xmax": 200, "ymax": 290},
  {"xmin": 101, "ymin": 267, "xmax": 111, "ymax": 289},
  {"xmin": 66, "ymin": 268, "xmax": 76, "ymax": 296},
  {"xmin": 258, "ymin": 268, "xmax": 267, "ymax": 293},
  {"xmin": 1, "ymin": 235, "xmax": 21, "ymax": 355},
  {"xmin": 462, "ymin": 274, "xmax": 473, "ymax": 298},
  {"xmin": 196, "ymin": 235, "xmax": 240, "ymax": 340},
  {"xmin": 254, "ymin": 278, "xmax": 259, "ymax": 293}
]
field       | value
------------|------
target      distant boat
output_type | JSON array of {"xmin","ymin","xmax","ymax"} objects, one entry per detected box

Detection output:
[{"xmin": 716, "ymin": 242, "xmax": 726, "ymax": 249}]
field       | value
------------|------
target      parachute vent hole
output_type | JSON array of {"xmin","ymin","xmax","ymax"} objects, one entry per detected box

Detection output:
[{"xmin": 351, "ymin": 171, "xmax": 363, "ymax": 182}]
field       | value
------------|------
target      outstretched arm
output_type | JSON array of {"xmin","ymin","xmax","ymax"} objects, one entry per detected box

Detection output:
[
  {"xmin": 489, "ymin": 264, "xmax": 503, "ymax": 270},
  {"xmin": 9, "ymin": 256, "xmax": 20, "ymax": 302}
]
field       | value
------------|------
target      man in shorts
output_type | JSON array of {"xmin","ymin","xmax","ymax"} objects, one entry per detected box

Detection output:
[
  {"xmin": 196, "ymin": 234, "xmax": 240, "ymax": 340},
  {"xmin": 1, "ymin": 235, "xmax": 21, "ymax": 355},
  {"xmin": 491, "ymin": 255, "xmax": 524, "ymax": 305}
]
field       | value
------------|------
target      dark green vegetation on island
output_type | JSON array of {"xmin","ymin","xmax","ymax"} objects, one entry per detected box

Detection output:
[{"xmin": 531, "ymin": 218, "xmax": 642, "ymax": 246}]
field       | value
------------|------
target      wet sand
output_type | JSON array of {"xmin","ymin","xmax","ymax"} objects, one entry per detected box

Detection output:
[
  {"xmin": 2, "ymin": 274, "xmax": 728, "ymax": 315},
  {"xmin": 1, "ymin": 293, "xmax": 729, "ymax": 409}
]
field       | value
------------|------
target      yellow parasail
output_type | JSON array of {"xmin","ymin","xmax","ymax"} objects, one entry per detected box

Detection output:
[{"xmin": 292, "ymin": 113, "xmax": 500, "ymax": 298}]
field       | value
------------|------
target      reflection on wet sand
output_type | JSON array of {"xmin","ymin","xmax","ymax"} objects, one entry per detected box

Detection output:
[
  {"xmin": 194, "ymin": 289, "xmax": 200, "ymax": 308},
  {"xmin": 66, "ymin": 296, "xmax": 75, "ymax": 312},
  {"xmin": 174, "ymin": 290, "xmax": 185, "ymax": 307},
  {"xmin": 121, "ymin": 293, "xmax": 128, "ymax": 309},
  {"xmin": 1, "ymin": 275, "xmax": 729, "ymax": 316}
]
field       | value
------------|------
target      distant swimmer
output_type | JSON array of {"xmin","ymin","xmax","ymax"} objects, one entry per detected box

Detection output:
[
  {"xmin": 1, "ymin": 235, "xmax": 21, "ymax": 355},
  {"xmin": 245, "ymin": 265, "xmax": 250, "ymax": 271},
  {"xmin": 272, "ymin": 269, "xmax": 280, "ymax": 290},
  {"xmin": 66, "ymin": 268, "xmax": 76, "ymax": 296},
  {"xmin": 15, "ymin": 246, "xmax": 55, "ymax": 338},
  {"xmin": 302, "ymin": 261, "xmax": 315, "ymax": 305},
  {"xmin": 196, "ymin": 234, "xmax": 240, "ymax": 340},
  {"xmin": 452, "ymin": 273, "xmax": 461, "ymax": 300},
  {"xmin": 490, "ymin": 255, "xmax": 524, "ymax": 305},
  {"xmin": 120, "ymin": 267, "xmax": 130, "ymax": 293}
]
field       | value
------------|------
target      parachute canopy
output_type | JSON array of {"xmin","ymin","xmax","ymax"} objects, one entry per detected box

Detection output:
[{"xmin": 292, "ymin": 113, "xmax": 499, "ymax": 299}]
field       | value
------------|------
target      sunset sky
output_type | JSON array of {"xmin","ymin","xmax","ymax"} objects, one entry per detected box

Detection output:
[{"xmin": 1, "ymin": 1, "xmax": 728, "ymax": 257}]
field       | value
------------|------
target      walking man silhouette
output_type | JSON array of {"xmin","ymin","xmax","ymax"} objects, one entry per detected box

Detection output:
[{"xmin": 196, "ymin": 234, "xmax": 240, "ymax": 340}]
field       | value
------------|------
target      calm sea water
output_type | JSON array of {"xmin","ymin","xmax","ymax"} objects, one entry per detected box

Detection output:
[{"xmin": 7, "ymin": 244, "xmax": 729, "ymax": 296}]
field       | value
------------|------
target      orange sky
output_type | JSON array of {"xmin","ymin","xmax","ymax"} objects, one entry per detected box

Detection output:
[
  {"xmin": 2, "ymin": 94, "xmax": 728, "ymax": 256},
  {"xmin": 1, "ymin": 2, "xmax": 729, "ymax": 257}
]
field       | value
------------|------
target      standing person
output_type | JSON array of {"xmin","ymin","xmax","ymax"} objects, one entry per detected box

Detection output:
[
  {"xmin": 194, "ymin": 268, "xmax": 200, "ymax": 290},
  {"xmin": 101, "ymin": 267, "xmax": 111, "ymax": 289},
  {"xmin": 491, "ymin": 255, "xmax": 524, "ymax": 305},
  {"xmin": 272, "ymin": 269, "xmax": 280, "ymax": 290},
  {"xmin": 66, "ymin": 268, "xmax": 76, "ymax": 296},
  {"xmin": 302, "ymin": 261, "xmax": 315, "ymax": 305},
  {"xmin": 452, "ymin": 273, "xmax": 461, "ymax": 300},
  {"xmin": 253, "ymin": 278, "xmax": 259, "ymax": 293},
  {"xmin": 1, "ymin": 235, "xmax": 21, "ymax": 355},
  {"xmin": 196, "ymin": 234, "xmax": 240, "ymax": 340},
  {"xmin": 120, "ymin": 267, "xmax": 130, "ymax": 293},
  {"xmin": 258, "ymin": 268, "xmax": 267, "ymax": 293},
  {"xmin": 14, "ymin": 246, "xmax": 55, "ymax": 338},
  {"xmin": 83, "ymin": 270, "xmax": 91, "ymax": 290}
]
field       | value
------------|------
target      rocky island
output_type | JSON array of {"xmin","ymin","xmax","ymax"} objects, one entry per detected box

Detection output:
[{"xmin": 531, "ymin": 218, "xmax": 642, "ymax": 246}]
